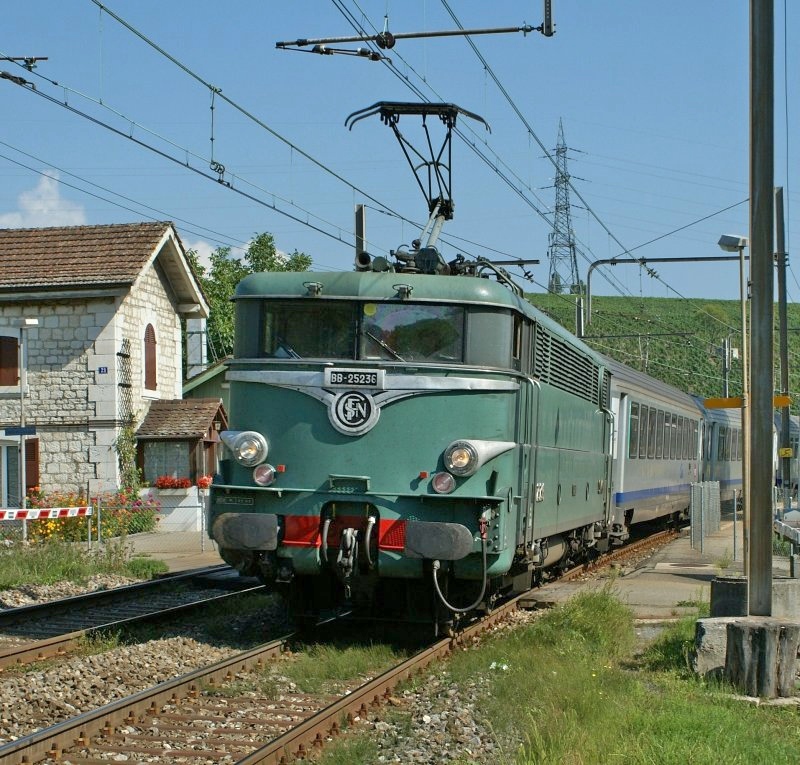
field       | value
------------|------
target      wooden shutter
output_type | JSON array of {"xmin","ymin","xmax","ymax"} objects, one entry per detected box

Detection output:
[
  {"xmin": 0, "ymin": 336, "xmax": 19, "ymax": 386},
  {"xmin": 144, "ymin": 324, "xmax": 157, "ymax": 391},
  {"xmin": 25, "ymin": 439, "xmax": 39, "ymax": 492}
]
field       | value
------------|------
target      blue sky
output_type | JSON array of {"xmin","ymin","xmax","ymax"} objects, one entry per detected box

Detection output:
[{"xmin": 1, "ymin": 2, "xmax": 796, "ymax": 302}]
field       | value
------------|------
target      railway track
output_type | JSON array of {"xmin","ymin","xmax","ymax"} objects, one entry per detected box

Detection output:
[
  {"xmin": 0, "ymin": 566, "xmax": 266, "ymax": 671},
  {"xmin": 0, "ymin": 604, "xmax": 516, "ymax": 765},
  {"xmin": 0, "ymin": 526, "xmax": 677, "ymax": 764}
]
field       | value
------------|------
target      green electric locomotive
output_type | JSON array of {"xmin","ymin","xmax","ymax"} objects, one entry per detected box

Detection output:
[
  {"xmin": 209, "ymin": 258, "xmax": 612, "ymax": 626},
  {"xmin": 208, "ymin": 102, "xmax": 613, "ymax": 628}
]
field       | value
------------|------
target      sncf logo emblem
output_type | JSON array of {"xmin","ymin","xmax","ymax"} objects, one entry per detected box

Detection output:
[{"xmin": 329, "ymin": 390, "xmax": 379, "ymax": 436}]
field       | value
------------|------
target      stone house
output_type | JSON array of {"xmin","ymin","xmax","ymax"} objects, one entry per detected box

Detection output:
[{"xmin": 0, "ymin": 221, "xmax": 209, "ymax": 505}]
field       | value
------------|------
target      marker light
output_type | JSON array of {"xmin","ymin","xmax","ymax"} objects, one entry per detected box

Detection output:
[
  {"xmin": 253, "ymin": 463, "xmax": 277, "ymax": 486},
  {"xmin": 431, "ymin": 471, "xmax": 456, "ymax": 494},
  {"xmin": 229, "ymin": 431, "xmax": 268, "ymax": 467},
  {"xmin": 443, "ymin": 441, "xmax": 479, "ymax": 476}
]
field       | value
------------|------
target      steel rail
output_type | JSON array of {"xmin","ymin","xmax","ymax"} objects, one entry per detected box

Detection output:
[
  {"xmin": 0, "ymin": 637, "xmax": 292, "ymax": 764},
  {"xmin": 0, "ymin": 565, "xmax": 230, "ymax": 628},
  {"xmin": 0, "ymin": 585, "xmax": 265, "ymax": 670}
]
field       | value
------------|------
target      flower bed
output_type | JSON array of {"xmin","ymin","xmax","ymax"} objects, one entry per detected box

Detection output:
[{"xmin": 25, "ymin": 488, "xmax": 160, "ymax": 542}]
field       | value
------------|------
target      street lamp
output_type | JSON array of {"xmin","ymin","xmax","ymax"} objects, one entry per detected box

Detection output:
[
  {"xmin": 14, "ymin": 318, "xmax": 39, "ymax": 519},
  {"xmin": 718, "ymin": 234, "xmax": 749, "ymax": 577}
]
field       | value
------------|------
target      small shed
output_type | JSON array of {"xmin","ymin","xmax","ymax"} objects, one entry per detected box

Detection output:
[{"xmin": 136, "ymin": 398, "xmax": 227, "ymax": 484}]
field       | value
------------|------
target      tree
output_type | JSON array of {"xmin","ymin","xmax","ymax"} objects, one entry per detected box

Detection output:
[{"xmin": 187, "ymin": 232, "xmax": 311, "ymax": 360}]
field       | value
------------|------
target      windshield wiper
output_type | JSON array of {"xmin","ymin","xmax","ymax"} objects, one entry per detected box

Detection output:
[
  {"xmin": 365, "ymin": 331, "xmax": 404, "ymax": 361},
  {"xmin": 276, "ymin": 336, "xmax": 302, "ymax": 359}
]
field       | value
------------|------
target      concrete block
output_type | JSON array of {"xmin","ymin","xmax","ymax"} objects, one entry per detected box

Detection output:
[
  {"xmin": 693, "ymin": 617, "xmax": 741, "ymax": 677},
  {"xmin": 711, "ymin": 576, "xmax": 800, "ymax": 619}
]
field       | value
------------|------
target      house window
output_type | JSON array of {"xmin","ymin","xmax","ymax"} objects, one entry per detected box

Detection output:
[
  {"xmin": 0, "ymin": 335, "xmax": 18, "ymax": 387},
  {"xmin": 142, "ymin": 441, "xmax": 190, "ymax": 483},
  {"xmin": 144, "ymin": 324, "xmax": 157, "ymax": 391}
]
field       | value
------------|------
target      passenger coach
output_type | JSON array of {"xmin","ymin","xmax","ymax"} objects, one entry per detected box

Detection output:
[{"xmin": 606, "ymin": 358, "xmax": 702, "ymax": 539}]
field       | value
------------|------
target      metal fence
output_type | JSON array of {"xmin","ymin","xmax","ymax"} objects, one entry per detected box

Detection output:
[
  {"xmin": 0, "ymin": 488, "xmax": 220, "ymax": 572},
  {"xmin": 690, "ymin": 480, "xmax": 721, "ymax": 552}
]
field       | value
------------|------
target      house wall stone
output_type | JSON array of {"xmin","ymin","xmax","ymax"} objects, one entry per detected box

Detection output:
[{"xmin": 0, "ymin": 259, "xmax": 188, "ymax": 501}]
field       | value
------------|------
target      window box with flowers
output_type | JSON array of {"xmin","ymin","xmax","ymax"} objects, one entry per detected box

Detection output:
[{"xmin": 153, "ymin": 475, "xmax": 193, "ymax": 495}]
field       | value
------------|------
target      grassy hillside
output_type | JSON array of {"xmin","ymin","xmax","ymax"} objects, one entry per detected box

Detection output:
[{"xmin": 527, "ymin": 292, "xmax": 800, "ymax": 413}]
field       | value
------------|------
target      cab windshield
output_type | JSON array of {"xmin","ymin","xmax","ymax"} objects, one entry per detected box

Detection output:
[{"xmin": 261, "ymin": 301, "xmax": 465, "ymax": 363}]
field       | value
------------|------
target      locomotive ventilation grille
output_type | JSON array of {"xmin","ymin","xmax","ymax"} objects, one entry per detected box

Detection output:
[{"xmin": 534, "ymin": 327, "xmax": 602, "ymax": 406}]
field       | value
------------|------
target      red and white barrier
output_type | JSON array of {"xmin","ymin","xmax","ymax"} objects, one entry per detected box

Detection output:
[{"xmin": 0, "ymin": 506, "xmax": 93, "ymax": 522}]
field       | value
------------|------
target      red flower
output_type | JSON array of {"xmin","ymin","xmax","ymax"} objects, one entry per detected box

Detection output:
[
  {"xmin": 154, "ymin": 475, "xmax": 192, "ymax": 489},
  {"xmin": 196, "ymin": 475, "xmax": 213, "ymax": 489}
]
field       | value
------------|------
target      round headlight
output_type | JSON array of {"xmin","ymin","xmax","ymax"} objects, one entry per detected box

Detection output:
[
  {"xmin": 444, "ymin": 441, "xmax": 479, "ymax": 477},
  {"xmin": 431, "ymin": 471, "xmax": 456, "ymax": 494},
  {"xmin": 253, "ymin": 463, "xmax": 277, "ymax": 486},
  {"xmin": 232, "ymin": 431, "xmax": 268, "ymax": 467}
]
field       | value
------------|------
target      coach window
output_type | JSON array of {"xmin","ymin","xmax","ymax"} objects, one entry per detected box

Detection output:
[
  {"xmin": 691, "ymin": 421, "xmax": 699, "ymax": 459},
  {"xmin": 669, "ymin": 413, "xmax": 677, "ymax": 459},
  {"xmin": 647, "ymin": 407, "xmax": 657, "ymax": 459},
  {"xmin": 717, "ymin": 426, "xmax": 727, "ymax": 461},
  {"xmin": 638, "ymin": 405, "xmax": 649, "ymax": 459},
  {"xmin": 684, "ymin": 419, "xmax": 692, "ymax": 459},
  {"xmin": 629, "ymin": 402, "xmax": 640, "ymax": 458},
  {"xmin": 655, "ymin": 410, "xmax": 665, "ymax": 459}
]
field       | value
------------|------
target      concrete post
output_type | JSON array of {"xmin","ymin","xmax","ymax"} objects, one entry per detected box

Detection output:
[{"xmin": 748, "ymin": 0, "xmax": 774, "ymax": 616}]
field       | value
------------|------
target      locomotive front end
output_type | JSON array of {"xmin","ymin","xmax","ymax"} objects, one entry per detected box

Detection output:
[{"xmin": 208, "ymin": 271, "xmax": 523, "ymax": 624}]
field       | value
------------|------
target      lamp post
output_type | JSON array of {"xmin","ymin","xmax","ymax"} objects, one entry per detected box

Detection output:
[
  {"xmin": 15, "ymin": 318, "xmax": 39, "ymax": 529},
  {"xmin": 718, "ymin": 235, "xmax": 749, "ymax": 578}
]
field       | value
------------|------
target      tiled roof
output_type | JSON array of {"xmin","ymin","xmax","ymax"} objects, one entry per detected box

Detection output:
[
  {"xmin": 137, "ymin": 398, "xmax": 226, "ymax": 440},
  {"xmin": 0, "ymin": 221, "xmax": 174, "ymax": 289}
]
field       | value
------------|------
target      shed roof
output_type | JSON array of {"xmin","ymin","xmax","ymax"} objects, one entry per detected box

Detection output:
[{"xmin": 137, "ymin": 398, "xmax": 227, "ymax": 440}]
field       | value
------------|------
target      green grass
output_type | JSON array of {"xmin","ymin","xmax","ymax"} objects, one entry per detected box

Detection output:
[
  {"xmin": 124, "ymin": 554, "xmax": 169, "ymax": 579},
  {"xmin": 476, "ymin": 592, "xmax": 800, "ymax": 764},
  {"xmin": 280, "ymin": 641, "xmax": 407, "ymax": 694},
  {"xmin": 210, "ymin": 640, "xmax": 407, "ymax": 703},
  {"xmin": 0, "ymin": 538, "xmax": 168, "ymax": 589},
  {"xmin": 773, "ymin": 535, "xmax": 794, "ymax": 556},
  {"xmin": 320, "ymin": 588, "xmax": 800, "ymax": 765}
]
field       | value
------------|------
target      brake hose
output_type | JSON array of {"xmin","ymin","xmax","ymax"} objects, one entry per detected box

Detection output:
[
  {"xmin": 364, "ymin": 515, "xmax": 376, "ymax": 568},
  {"xmin": 431, "ymin": 535, "xmax": 488, "ymax": 614},
  {"xmin": 321, "ymin": 516, "xmax": 331, "ymax": 563}
]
